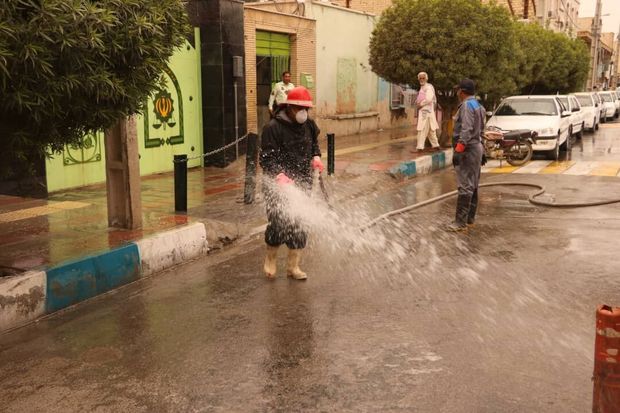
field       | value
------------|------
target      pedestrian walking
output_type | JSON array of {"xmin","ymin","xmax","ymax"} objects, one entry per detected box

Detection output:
[
  {"xmin": 414, "ymin": 72, "xmax": 440, "ymax": 153},
  {"xmin": 268, "ymin": 71, "xmax": 295, "ymax": 116},
  {"xmin": 448, "ymin": 78, "xmax": 485, "ymax": 232},
  {"xmin": 260, "ymin": 86, "xmax": 324, "ymax": 280}
]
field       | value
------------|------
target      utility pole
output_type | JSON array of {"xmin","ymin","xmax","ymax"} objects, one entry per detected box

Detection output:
[
  {"xmin": 589, "ymin": 0, "xmax": 603, "ymax": 91},
  {"xmin": 614, "ymin": 24, "xmax": 620, "ymax": 89}
]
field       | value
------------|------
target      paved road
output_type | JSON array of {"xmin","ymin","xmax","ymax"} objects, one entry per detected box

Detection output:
[
  {"xmin": 2, "ymin": 124, "xmax": 620, "ymax": 412},
  {"xmin": 483, "ymin": 119, "xmax": 620, "ymax": 176}
]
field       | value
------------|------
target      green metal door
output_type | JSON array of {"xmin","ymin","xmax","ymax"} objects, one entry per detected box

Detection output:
[
  {"xmin": 256, "ymin": 31, "xmax": 291, "ymax": 76},
  {"xmin": 256, "ymin": 31, "xmax": 291, "ymax": 132}
]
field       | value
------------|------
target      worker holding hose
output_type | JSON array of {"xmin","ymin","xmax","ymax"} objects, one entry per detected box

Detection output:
[
  {"xmin": 260, "ymin": 86, "xmax": 324, "ymax": 280},
  {"xmin": 449, "ymin": 78, "xmax": 485, "ymax": 232}
]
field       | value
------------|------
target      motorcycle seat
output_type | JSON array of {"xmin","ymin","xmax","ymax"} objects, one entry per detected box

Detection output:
[{"xmin": 503, "ymin": 129, "xmax": 534, "ymax": 140}]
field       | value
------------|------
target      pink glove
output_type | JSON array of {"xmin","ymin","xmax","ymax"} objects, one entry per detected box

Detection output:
[
  {"xmin": 275, "ymin": 172, "xmax": 293, "ymax": 186},
  {"xmin": 311, "ymin": 156, "xmax": 324, "ymax": 173}
]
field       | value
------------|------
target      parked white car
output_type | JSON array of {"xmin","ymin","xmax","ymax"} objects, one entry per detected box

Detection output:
[
  {"xmin": 592, "ymin": 92, "xmax": 606, "ymax": 123},
  {"xmin": 557, "ymin": 94, "xmax": 585, "ymax": 139},
  {"xmin": 486, "ymin": 95, "xmax": 571, "ymax": 160},
  {"xmin": 598, "ymin": 91, "xmax": 616, "ymax": 121},
  {"xmin": 612, "ymin": 91, "xmax": 620, "ymax": 118},
  {"xmin": 574, "ymin": 92, "xmax": 600, "ymax": 132}
]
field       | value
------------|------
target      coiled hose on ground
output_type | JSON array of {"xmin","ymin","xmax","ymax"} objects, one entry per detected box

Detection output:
[{"xmin": 360, "ymin": 181, "xmax": 620, "ymax": 231}]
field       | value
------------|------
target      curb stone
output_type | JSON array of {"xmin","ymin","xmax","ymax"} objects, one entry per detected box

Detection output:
[
  {"xmin": 0, "ymin": 222, "xmax": 208, "ymax": 333},
  {"xmin": 388, "ymin": 149, "xmax": 453, "ymax": 179}
]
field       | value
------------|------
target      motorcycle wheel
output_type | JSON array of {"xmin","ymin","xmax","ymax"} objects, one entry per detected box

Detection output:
[{"xmin": 506, "ymin": 141, "xmax": 533, "ymax": 166}]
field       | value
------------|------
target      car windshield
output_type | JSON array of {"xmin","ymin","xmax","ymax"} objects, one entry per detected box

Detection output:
[
  {"xmin": 576, "ymin": 95, "xmax": 592, "ymax": 106},
  {"xmin": 495, "ymin": 99, "xmax": 558, "ymax": 116},
  {"xmin": 601, "ymin": 93, "xmax": 612, "ymax": 102}
]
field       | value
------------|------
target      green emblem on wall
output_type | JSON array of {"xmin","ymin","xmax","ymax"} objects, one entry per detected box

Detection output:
[
  {"xmin": 144, "ymin": 66, "xmax": 184, "ymax": 148},
  {"xmin": 63, "ymin": 132, "xmax": 102, "ymax": 165}
]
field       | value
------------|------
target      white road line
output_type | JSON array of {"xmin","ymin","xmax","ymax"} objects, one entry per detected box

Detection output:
[
  {"xmin": 563, "ymin": 161, "xmax": 599, "ymax": 175},
  {"xmin": 481, "ymin": 160, "xmax": 501, "ymax": 173},
  {"xmin": 513, "ymin": 160, "xmax": 552, "ymax": 174}
]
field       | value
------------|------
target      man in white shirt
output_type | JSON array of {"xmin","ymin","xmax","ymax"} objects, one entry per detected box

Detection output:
[
  {"xmin": 268, "ymin": 71, "xmax": 295, "ymax": 116},
  {"xmin": 414, "ymin": 72, "xmax": 440, "ymax": 152}
]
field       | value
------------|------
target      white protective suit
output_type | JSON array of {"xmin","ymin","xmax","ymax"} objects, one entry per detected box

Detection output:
[{"xmin": 416, "ymin": 83, "xmax": 440, "ymax": 150}]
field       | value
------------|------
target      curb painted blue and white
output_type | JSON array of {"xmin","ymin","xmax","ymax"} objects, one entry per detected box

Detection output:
[
  {"xmin": 389, "ymin": 149, "xmax": 453, "ymax": 179},
  {"xmin": 0, "ymin": 222, "xmax": 207, "ymax": 333}
]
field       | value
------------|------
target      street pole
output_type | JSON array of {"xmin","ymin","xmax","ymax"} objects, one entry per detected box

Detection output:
[
  {"xmin": 615, "ymin": 25, "xmax": 620, "ymax": 89},
  {"xmin": 590, "ymin": 0, "xmax": 603, "ymax": 91}
]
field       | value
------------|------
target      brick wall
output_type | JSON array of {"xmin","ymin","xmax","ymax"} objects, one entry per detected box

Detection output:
[
  {"xmin": 244, "ymin": 6, "xmax": 316, "ymax": 133},
  {"xmin": 330, "ymin": 0, "xmax": 537, "ymax": 20},
  {"xmin": 329, "ymin": 0, "xmax": 393, "ymax": 15},
  {"xmin": 481, "ymin": 0, "xmax": 537, "ymax": 19}
]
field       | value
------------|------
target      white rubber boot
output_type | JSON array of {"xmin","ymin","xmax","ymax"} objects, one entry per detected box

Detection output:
[
  {"xmin": 263, "ymin": 245, "xmax": 279, "ymax": 279},
  {"xmin": 286, "ymin": 249, "xmax": 307, "ymax": 280}
]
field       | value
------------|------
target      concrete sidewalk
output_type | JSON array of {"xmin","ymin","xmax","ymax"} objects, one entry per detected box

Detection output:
[{"xmin": 0, "ymin": 128, "xmax": 453, "ymax": 332}]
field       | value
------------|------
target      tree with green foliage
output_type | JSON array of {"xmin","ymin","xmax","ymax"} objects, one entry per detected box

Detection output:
[
  {"xmin": 0, "ymin": 0, "xmax": 189, "ymax": 179},
  {"xmin": 514, "ymin": 22, "xmax": 589, "ymax": 95},
  {"xmin": 369, "ymin": 0, "xmax": 518, "ymax": 139}
]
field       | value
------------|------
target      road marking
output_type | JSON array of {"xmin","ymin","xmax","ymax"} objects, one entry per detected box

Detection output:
[
  {"xmin": 0, "ymin": 201, "xmax": 90, "ymax": 224},
  {"xmin": 564, "ymin": 161, "xmax": 598, "ymax": 175},
  {"xmin": 487, "ymin": 164, "xmax": 521, "ymax": 173},
  {"xmin": 540, "ymin": 161, "xmax": 576, "ymax": 174},
  {"xmin": 481, "ymin": 160, "xmax": 501, "ymax": 173},
  {"xmin": 514, "ymin": 160, "xmax": 552, "ymax": 174},
  {"xmin": 590, "ymin": 162, "xmax": 620, "ymax": 176}
]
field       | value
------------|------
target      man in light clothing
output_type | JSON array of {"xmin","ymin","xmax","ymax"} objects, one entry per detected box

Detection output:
[
  {"xmin": 268, "ymin": 71, "xmax": 295, "ymax": 116},
  {"xmin": 414, "ymin": 72, "xmax": 440, "ymax": 152}
]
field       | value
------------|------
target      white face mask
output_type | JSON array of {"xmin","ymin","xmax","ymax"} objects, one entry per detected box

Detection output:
[{"xmin": 295, "ymin": 109, "xmax": 308, "ymax": 124}]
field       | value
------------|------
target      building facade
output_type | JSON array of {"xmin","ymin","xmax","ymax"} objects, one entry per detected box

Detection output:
[
  {"xmin": 327, "ymin": 0, "xmax": 393, "ymax": 15},
  {"xmin": 535, "ymin": 0, "xmax": 580, "ymax": 37},
  {"xmin": 578, "ymin": 17, "xmax": 615, "ymax": 90},
  {"xmin": 243, "ymin": 1, "xmax": 414, "ymax": 137}
]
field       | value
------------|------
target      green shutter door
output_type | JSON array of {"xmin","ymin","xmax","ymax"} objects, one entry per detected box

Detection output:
[{"xmin": 256, "ymin": 31, "xmax": 290, "ymax": 87}]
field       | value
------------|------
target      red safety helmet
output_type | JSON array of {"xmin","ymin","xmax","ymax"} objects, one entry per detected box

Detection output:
[{"xmin": 285, "ymin": 86, "xmax": 313, "ymax": 108}]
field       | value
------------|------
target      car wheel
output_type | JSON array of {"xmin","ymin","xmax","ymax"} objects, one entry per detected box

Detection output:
[
  {"xmin": 560, "ymin": 128, "xmax": 571, "ymax": 151},
  {"xmin": 547, "ymin": 138, "xmax": 560, "ymax": 160}
]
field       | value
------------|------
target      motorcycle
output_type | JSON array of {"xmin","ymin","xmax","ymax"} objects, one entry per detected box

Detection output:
[{"xmin": 483, "ymin": 126, "xmax": 537, "ymax": 167}]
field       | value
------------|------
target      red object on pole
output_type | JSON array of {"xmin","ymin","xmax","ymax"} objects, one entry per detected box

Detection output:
[{"xmin": 593, "ymin": 305, "xmax": 620, "ymax": 413}]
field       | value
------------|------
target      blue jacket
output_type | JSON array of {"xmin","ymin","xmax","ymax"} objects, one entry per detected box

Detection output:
[{"xmin": 453, "ymin": 96, "xmax": 486, "ymax": 146}]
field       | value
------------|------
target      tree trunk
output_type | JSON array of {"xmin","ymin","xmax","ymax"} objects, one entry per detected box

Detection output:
[{"xmin": 437, "ymin": 95, "xmax": 458, "ymax": 147}]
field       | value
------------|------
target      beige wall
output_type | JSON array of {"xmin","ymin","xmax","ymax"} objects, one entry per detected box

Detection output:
[{"xmin": 244, "ymin": 6, "xmax": 316, "ymax": 133}]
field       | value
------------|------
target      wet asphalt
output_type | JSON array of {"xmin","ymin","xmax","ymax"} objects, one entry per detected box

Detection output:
[{"xmin": 1, "ymin": 121, "xmax": 620, "ymax": 412}]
